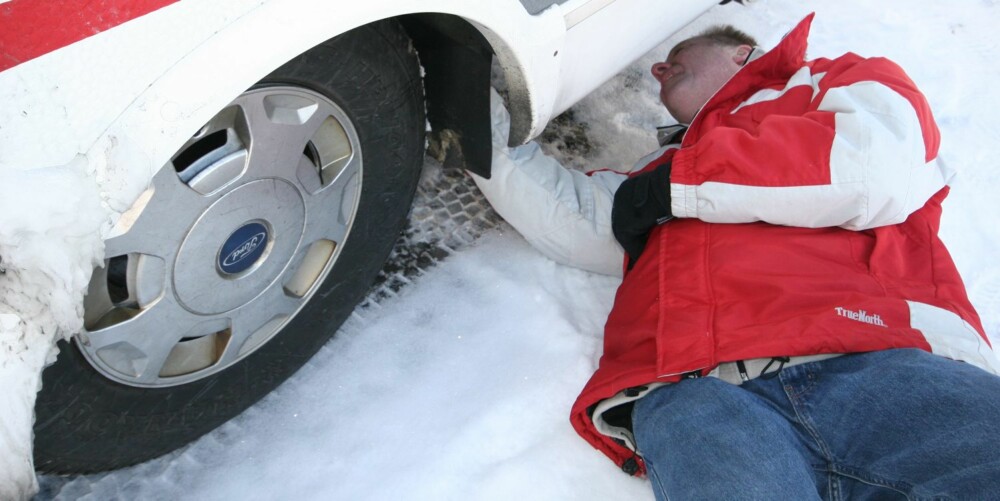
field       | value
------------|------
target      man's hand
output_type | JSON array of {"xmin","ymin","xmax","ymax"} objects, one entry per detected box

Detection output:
[{"xmin": 612, "ymin": 162, "xmax": 673, "ymax": 268}]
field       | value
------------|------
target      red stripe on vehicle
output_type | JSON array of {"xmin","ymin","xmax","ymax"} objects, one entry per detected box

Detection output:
[{"xmin": 0, "ymin": 0, "xmax": 180, "ymax": 72}]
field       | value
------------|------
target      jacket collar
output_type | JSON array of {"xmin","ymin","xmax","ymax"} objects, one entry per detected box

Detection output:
[
  {"xmin": 707, "ymin": 13, "xmax": 814, "ymax": 109},
  {"xmin": 656, "ymin": 124, "xmax": 687, "ymax": 146}
]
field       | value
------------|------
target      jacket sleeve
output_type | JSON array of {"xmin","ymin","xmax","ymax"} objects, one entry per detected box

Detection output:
[
  {"xmin": 469, "ymin": 90, "xmax": 627, "ymax": 277},
  {"xmin": 669, "ymin": 56, "xmax": 949, "ymax": 230}
]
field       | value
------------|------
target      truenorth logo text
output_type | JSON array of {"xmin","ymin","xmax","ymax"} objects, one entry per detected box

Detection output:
[{"xmin": 835, "ymin": 307, "xmax": 887, "ymax": 327}]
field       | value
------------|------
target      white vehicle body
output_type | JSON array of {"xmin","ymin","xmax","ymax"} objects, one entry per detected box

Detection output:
[{"xmin": 0, "ymin": 0, "xmax": 714, "ymax": 497}]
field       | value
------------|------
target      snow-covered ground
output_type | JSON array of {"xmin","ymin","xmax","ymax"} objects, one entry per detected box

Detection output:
[{"xmin": 35, "ymin": 0, "xmax": 1000, "ymax": 498}]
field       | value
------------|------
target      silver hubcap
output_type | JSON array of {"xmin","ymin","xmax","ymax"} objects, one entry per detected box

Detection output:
[{"xmin": 79, "ymin": 86, "xmax": 363, "ymax": 387}]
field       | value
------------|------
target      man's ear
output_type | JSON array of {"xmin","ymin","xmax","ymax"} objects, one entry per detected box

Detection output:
[{"xmin": 732, "ymin": 44, "xmax": 753, "ymax": 65}]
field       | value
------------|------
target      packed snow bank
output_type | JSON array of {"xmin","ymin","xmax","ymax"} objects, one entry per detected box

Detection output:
[
  {"xmin": 0, "ymin": 159, "xmax": 106, "ymax": 499},
  {"xmin": 0, "ymin": 314, "xmax": 50, "ymax": 498}
]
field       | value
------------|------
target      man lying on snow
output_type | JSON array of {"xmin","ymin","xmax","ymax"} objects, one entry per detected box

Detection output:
[{"xmin": 473, "ymin": 14, "xmax": 1000, "ymax": 500}]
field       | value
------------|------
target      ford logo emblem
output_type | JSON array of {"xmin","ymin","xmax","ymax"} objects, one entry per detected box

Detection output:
[
  {"xmin": 219, "ymin": 222, "xmax": 270, "ymax": 275},
  {"xmin": 223, "ymin": 232, "xmax": 267, "ymax": 267}
]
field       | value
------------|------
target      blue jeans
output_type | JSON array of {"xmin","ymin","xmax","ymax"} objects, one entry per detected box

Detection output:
[{"xmin": 631, "ymin": 349, "xmax": 1000, "ymax": 500}]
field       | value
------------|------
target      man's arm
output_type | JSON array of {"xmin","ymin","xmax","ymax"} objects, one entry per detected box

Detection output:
[
  {"xmin": 470, "ymin": 90, "xmax": 627, "ymax": 277},
  {"xmin": 669, "ymin": 55, "xmax": 948, "ymax": 230}
]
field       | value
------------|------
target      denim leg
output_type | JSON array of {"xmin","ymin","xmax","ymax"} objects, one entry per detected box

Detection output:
[
  {"xmin": 771, "ymin": 349, "xmax": 1000, "ymax": 500},
  {"xmin": 632, "ymin": 377, "xmax": 823, "ymax": 501}
]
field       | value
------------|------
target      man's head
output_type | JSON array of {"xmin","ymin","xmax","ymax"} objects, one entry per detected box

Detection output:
[{"xmin": 651, "ymin": 25, "xmax": 758, "ymax": 124}]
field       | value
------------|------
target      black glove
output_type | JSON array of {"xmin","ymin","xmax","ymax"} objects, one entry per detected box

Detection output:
[{"xmin": 612, "ymin": 162, "xmax": 673, "ymax": 269}]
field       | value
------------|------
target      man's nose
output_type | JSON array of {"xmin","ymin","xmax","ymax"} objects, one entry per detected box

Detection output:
[{"xmin": 650, "ymin": 61, "xmax": 672, "ymax": 80}]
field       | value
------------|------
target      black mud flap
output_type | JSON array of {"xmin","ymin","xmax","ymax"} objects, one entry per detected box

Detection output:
[{"xmin": 401, "ymin": 15, "xmax": 493, "ymax": 178}]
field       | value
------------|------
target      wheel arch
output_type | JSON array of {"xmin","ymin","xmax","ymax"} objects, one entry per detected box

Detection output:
[{"xmin": 85, "ymin": 2, "xmax": 558, "ymax": 211}]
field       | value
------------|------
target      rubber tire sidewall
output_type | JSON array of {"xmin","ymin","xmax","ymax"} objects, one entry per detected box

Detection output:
[{"xmin": 33, "ymin": 19, "xmax": 425, "ymax": 474}]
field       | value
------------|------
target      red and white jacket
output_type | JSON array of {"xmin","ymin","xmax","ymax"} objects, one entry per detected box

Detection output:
[{"xmin": 476, "ymin": 14, "xmax": 997, "ymax": 475}]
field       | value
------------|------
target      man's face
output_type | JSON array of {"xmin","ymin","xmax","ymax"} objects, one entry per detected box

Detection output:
[{"xmin": 651, "ymin": 38, "xmax": 750, "ymax": 124}]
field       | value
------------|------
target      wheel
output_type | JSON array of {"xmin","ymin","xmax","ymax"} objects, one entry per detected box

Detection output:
[{"xmin": 33, "ymin": 19, "xmax": 425, "ymax": 473}]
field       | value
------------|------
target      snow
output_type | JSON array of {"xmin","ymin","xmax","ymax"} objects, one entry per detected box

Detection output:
[
  {"xmin": 0, "ymin": 314, "xmax": 45, "ymax": 497},
  {"xmin": 17, "ymin": 0, "xmax": 1000, "ymax": 498},
  {"xmin": 0, "ymin": 158, "xmax": 106, "ymax": 498}
]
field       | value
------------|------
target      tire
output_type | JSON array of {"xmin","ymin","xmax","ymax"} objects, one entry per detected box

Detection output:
[{"xmin": 33, "ymin": 19, "xmax": 425, "ymax": 473}]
